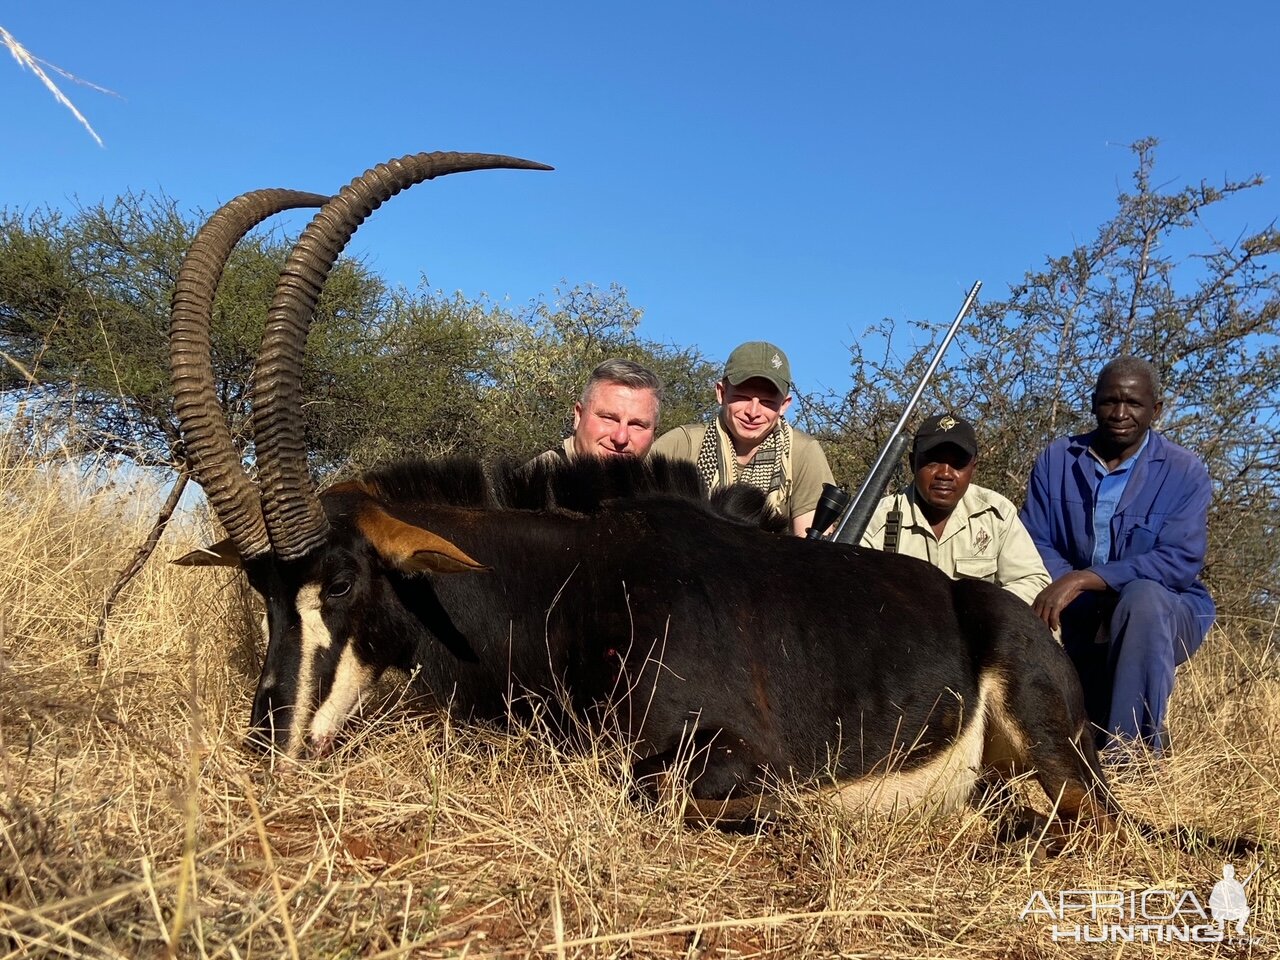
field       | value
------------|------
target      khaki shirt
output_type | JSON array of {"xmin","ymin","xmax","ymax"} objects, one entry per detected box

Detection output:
[
  {"xmin": 526, "ymin": 437, "xmax": 577, "ymax": 469},
  {"xmin": 650, "ymin": 421, "xmax": 834, "ymax": 521},
  {"xmin": 860, "ymin": 483, "xmax": 1050, "ymax": 606}
]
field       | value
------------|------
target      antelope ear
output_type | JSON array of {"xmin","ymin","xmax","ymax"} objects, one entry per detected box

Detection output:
[
  {"xmin": 357, "ymin": 505, "xmax": 489, "ymax": 574},
  {"xmin": 173, "ymin": 538, "xmax": 244, "ymax": 567}
]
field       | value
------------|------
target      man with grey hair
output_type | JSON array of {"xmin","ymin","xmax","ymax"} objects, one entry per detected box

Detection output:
[
  {"xmin": 1019, "ymin": 356, "xmax": 1214, "ymax": 757},
  {"xmin": 537, "ymin": 358, "xmax": 663, "ymax": 462}
]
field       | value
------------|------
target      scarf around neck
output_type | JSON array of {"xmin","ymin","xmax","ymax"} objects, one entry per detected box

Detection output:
[{"xmin": 695, "ymin": 415, "xmax": 793, "ymax": 515}]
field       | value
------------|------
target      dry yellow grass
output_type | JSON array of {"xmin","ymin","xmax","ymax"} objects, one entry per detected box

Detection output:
[{"xmin": 1, "ymin": 440, "xmax": 1277, "ymax": 958}]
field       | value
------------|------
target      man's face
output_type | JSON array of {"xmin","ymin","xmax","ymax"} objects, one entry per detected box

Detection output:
[
  {"xmin": 572, "ymin": 382, "xmax": 659, "ymax": 458},
  {"xmin": 912, "ymin": 443, "xmax": 976, "ymax": 515},
  {"xmin": 1091, "ymin": 372, "xmax": 1161, "ymax": 456},
  {"xmin": 715, "ymin": 377, "xmax": 791, "ymax": 450}
]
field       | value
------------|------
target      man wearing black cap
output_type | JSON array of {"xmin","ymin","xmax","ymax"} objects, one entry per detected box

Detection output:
[
  {"xmin": 860, "ymin": 413, "xmax": 1049, "ymax": 605},
  {"xmin": 650, "ymin": 340, "xmax": 834, "ymax": 535}
]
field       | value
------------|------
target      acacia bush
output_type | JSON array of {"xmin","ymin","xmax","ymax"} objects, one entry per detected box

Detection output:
[
  {"xmin": 2, "ymin": 141, "xmax": 1275, "ymax": 624},
  {"xmin": 806, "ymin": 140, "xmax": 1280, "ymax": 621},
  {"xmin": 0, "ymin": 200, "xmax": 717, "ymax": 475}
]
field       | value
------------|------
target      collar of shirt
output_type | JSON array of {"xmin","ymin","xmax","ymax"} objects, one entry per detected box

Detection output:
[
  {"xmin": 1087, "ymin": 429, "xmax": 1150, "ymax": 565},
  {"xmin": 900, "ymin": 484, "xmax": 1010, "ymax": 544},
  {"xmin": 1087, "ymin": 429, "xmax": 1150, "ymax": 477}
]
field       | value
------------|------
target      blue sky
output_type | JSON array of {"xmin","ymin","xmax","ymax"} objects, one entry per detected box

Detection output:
[{"xmin": 4, "ymin": 2, "xmax": 1277, "ymax": 396}]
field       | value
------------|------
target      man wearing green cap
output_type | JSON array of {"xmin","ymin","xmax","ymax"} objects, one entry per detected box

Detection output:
[{"xmin": 650, "ymin": 341, "xmax": 834, "ymax": 535}]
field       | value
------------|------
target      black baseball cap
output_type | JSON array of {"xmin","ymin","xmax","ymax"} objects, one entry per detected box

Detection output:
[{"xmin": 912, "ymin": 413, "xmax": 978, "ymax": 461}]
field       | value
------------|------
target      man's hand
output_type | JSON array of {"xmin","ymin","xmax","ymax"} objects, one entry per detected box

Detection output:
[
  {"xmin": 792, "ymin": 510, "xmax": 819, "ymax": 537},
  {"xmin": 1032, "ymin": 570, "xmax": 1108, "ymax": 631}
]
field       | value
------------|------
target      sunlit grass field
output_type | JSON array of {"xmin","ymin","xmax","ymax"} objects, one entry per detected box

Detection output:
[{"xmin": 1, "ymin": 442, "xmax": 1276, "ymax": 958}]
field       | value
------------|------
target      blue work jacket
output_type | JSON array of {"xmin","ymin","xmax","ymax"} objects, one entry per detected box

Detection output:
[{"xmin": 1019, "ymin": 429, "xmax": 1215, "ymax": 627}]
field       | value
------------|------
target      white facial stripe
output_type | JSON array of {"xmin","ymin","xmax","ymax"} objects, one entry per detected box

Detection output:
[
  {"xmin": 286, "ymin": 584, "xmax": 332, "ymax": 756},
  {"xmin": 308, "ymin": 645, "xmax": 375, "ymax": 749},
  {"xmin": 297, "ymin": 584, "xmax": 332, "ymax": 652}
]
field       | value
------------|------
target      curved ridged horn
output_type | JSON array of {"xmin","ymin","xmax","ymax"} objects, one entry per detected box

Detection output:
[
  {"xmin": 170, "ymin": 189, "xmax": 331, "ymax": 559},
  {"xmin": 253, "ymin": 151, "xmax": 554, "ymax": 560}
]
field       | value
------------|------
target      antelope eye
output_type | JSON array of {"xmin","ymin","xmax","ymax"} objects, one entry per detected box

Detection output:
[{"xmin": 326, "ymin": 579, "xmax": 353, "ymax": 599}]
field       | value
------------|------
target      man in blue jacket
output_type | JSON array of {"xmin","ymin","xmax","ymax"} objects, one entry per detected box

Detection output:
[{"xmin": 1019, "ymin": 357, "xmax": 1214, "ymax": 755}]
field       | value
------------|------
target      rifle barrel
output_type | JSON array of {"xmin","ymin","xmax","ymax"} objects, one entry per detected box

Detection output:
[{"xmin": 829, "ymin": 280, "xmax": 982, "ymax": 544}]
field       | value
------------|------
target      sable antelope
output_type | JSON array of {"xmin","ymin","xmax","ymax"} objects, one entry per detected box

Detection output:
[{"xmin": 171, "ymin": 150, "xmax": 1247, "ymax": 849}]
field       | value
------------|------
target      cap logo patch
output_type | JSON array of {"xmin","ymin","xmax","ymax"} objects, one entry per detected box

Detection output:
[
  {"xmin": 939, "ymin": 415, "xmax": 957, "ymax": 431},
  {"xmin": 771, "ymin": 353, "xmax": 783, "ymax": 369}
]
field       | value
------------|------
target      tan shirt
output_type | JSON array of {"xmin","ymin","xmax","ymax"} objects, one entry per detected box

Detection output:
[
  {"xmin": 526, "ymin": 437, "xmax": 577, "ymax": 469},
  {"xmin": 860, "ymin": 483, "xmax": 1050, "ymax": 606},
  {"xmin": 650, "ymin": 421, "xmax": 834, "ymax": 521}
]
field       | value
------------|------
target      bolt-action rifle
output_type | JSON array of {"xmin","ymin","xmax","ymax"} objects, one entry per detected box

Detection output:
[{"xmin": 805, "ymin": 280, "xmax": 983, "ymax": 543}]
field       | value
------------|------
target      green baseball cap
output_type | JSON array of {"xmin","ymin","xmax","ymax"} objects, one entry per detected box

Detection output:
[{"xmin": 723, "ymin": 341, "xmax": 792, "ymax": 395}]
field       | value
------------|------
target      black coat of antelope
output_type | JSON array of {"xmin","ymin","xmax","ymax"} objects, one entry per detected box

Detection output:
[{"xmin": 171, "ymin": 151, "xmax": 1122, "ymax": 840}]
